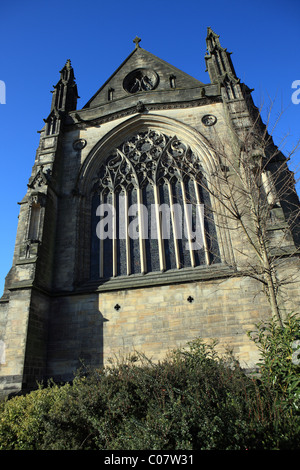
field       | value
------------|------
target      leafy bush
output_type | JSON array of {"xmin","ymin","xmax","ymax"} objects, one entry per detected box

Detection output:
[
  {"xmin": 0, "ymin": 382, "xmax": 70, "ymax": 450},
  {"xmin": 0, "ymin": 327, "xmax": 299, "ymax": 450},
  {"xmin": 248, "ymin": 312, "xmax": 300, "ymax": 411}
]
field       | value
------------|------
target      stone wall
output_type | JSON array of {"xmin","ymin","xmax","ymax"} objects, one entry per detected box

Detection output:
[
  {"xmin": 100, "ymin": 275, "xmax": 272, "ymax": 368},
  {"xmin": 41, "ymin": 271, "xmax": 279, "ymax": 382}
]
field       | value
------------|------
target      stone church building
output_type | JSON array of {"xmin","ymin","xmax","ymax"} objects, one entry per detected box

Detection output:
[{"xmin": 0, "ymin": 28, "xmax": 299, "ymax": 397}]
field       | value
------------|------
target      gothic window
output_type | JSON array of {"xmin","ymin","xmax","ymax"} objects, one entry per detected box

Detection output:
[
  {"xmin": 123, "ymin": 69, "xmax": 159, "ymax": 94},
  {"xmin": 46, "ymin": 115, "xmax": 57, "ymax": 135},
  {"xmin": 169, "ymin": 74, "xmax": 176, "ymax": 89},
  {"xmin": 108, "ymin": 87, "xmax": 114, "ymax": 101},
  {"xmin": 90, "ymin": 130, "xmax": 220, "ymax": 280},
  {"xmin": 27, "ymin": 201, "xmax": 41, "ymax": 242}
]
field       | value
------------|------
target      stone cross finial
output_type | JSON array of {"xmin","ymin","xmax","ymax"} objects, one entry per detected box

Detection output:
[{"xmin": 133, "ymin": 36, "xmax": 141, "ymax": 48}]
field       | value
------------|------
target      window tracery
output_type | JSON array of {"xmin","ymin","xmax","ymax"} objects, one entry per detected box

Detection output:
[{"xmin": 90, "ymin": 129, "xmax": 220, "ymax": 279}]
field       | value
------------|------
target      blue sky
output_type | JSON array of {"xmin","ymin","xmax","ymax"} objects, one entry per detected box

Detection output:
[{"xmin": 0, "ymin": 0, "xmax": 299, "ymax": 293}]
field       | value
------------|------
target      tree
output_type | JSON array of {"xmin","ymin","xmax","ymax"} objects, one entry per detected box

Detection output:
[{"xmin": 196, "ymin": 99, "xmax": 300, "ymax": 327}]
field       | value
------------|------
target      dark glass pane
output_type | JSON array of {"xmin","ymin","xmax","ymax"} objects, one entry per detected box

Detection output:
[
  {"xmin": 128, "ymin": 189, "xmax": 141, "ymax": 274},
  {"xmin": 159, "ymin": 183, "xmax": 177, "ymax": 270},
  {"xmin": 198, "ymin": 180, "xmax": 221, "ymax": 264},
  {"xmin": 143, "ymin": 184, "xmax": 160, "ymax": 273},
  {"xmin": 171, "ymin": 180, "xmax": 191, "ymax": 268},
  {"xmin": 116, "ymin": 190, "xmax": 127, "ymax": 276},
  {"xmin": 103, "ymin": 191, "xmax": 113, "ymax": 278},
  {"xmin": 28, "ymin": 204, "xmax": 40, "ymax": 240},
  {"xmin": 90, "ymin": 193, "xmax": 100, "ymax": 279},
  {"xmin": 184, "ymin": 178, "xmax": 206, "ymax": 266}
]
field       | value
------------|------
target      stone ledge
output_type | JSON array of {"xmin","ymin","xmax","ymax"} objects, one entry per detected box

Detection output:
[
  {"xmin": 0, "ymin": 375, "xmax": 23, "ymax": 400},
  {"xmin": 4, "ymin": 264, "xmax": 238, "ymax": 298},
  {"xmin": 66, "ymin": 92, "xmax": 222, "ymax": 130},
  {"xmin": 0, "ymin": 374, "xmax": 23, "ymax": 385},
  {"xmin": 15, "ymin": 257, "xmax": 38, "ymax": 266},
  {"xmin": 76, "ymin": 263, "xmax": 237, "ymax": 294}
]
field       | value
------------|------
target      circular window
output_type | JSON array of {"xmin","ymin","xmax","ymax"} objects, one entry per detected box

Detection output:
[
  {"xmin": 201, "ymin": 114, "xmax": 217, "ymax": 126},
  {"xmin": 123, "ymin": 69, "xmax": 159, "ymax": 94}
]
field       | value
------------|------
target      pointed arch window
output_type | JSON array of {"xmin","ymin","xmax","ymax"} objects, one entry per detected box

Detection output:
[{"xmin": 90, "ymin": 130, "xmax": 220, "ymax": 280}]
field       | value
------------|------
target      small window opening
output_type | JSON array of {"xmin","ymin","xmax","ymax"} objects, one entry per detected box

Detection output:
[
  {"xmin": 169, "ymin": 74, "xmax": 176, "ymax": 89},
  {"xmin": 108, "ymin": 87, "xmax": 114, "ymax": 101}
]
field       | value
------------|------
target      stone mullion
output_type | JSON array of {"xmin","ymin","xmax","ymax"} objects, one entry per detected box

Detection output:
[
  {"xmin": 193, "ymin": 180, "xmax": 210, "ymax": 265},
  {"xmin": 137, "ymin": 188, "xmax": 147, "ymax": 274},
  {"xmin": 99, "ymin": 192, "xmax": 104, "ymax": 278},
  {"xmin": 112, "ymin": 191, "xmax": 117, "ymax": 277},
  {"xmin": 124, "ymin": 189, "xmax": 131, "ymax": 275},
  {"xmin": 167, "ymin": 181, "xmax": 181, "ymax": 269},
  {"xmin": 180, "ymin": 180, "xmax": 196, "ymax": 268},
  {"xmin": 153, "ymin": 184, "xmax": 166, "ymax": 272}
]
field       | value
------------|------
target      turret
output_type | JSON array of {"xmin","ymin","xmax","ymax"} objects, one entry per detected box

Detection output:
[
  {"xmin": 50, "ymin": 59, "xmax": 79, "ymax": 112},
  {"xmin": 204, "ymin": 27, "xmax": 239, "ymax": 86},
  {"xmin": 44, "ymin": 59, "xmax": 79, "ymax": 135}
]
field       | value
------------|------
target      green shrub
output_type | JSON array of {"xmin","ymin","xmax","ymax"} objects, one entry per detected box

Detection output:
[
  {"xmin": 0, "ymin": 332, "xmax": 299, "ymax": 450},
  {"xmin": 248, "ymin": 312, "xmax": 300, "ymax": 411},
  {"xmin": 0, "ymin": 381, "xmax": 70, "ymax": 450}
]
